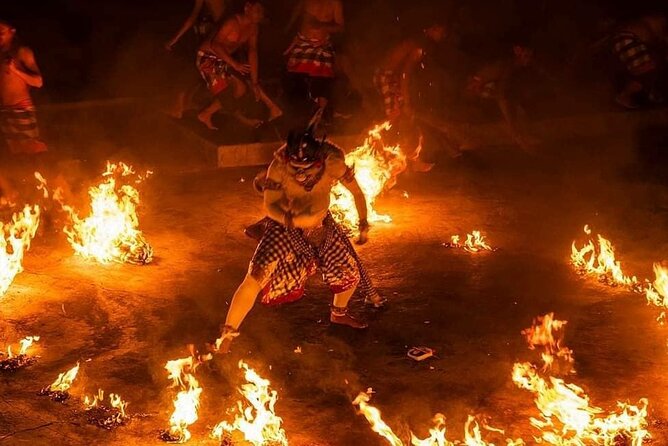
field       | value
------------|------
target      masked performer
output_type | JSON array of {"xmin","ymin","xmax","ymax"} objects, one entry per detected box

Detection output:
[
  {"xmin": 0, "ymin": 20, "xmax": 46, "ymax": 156},
  {"xmin": 216, "ymin": 125, "xmax": 384, "ymax": 352}
]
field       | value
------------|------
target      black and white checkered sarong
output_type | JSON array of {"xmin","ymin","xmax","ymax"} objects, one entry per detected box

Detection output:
[{"xmin": 250, "ymin": 214, "xmax": 376, "ymax": 305}]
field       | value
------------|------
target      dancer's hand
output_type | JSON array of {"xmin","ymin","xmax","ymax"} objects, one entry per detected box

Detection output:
[{"xmin": 357, "ymin": 219, "xmax": 370, "ymax": 245}]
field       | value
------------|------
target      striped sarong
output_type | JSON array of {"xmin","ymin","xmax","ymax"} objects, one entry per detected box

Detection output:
[
  {"xmin": 0, "ymin": 99, "xmax": 47, "ymax": 154},
  {"xmin": 286, "ymin": 34, "xmax": 335, "ymax": 78}
]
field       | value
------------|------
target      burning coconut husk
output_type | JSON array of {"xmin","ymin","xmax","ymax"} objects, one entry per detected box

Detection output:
[
  {"xmin": 38, "ymin": 162, "xmax": 153, "ymax": 265},
  {"xmin": 39, "ymin": 362, "xmax": 80, "ymax": 402},
  {"xmin": 571, "ymin": 225, "xmax": 640, "ymax": 291},
  {"xmin": 0, "ymin": 336, "xmax": 40, "ymax": 372},
  {"xmin": 513, "ymin": 315, "xmax": 650, "ymax": 445},
  {"xmin": 211, "ymin": 361, "xmax": 288, "ymax": 446},
  {"xmin": 330, "ymin": 121, "xmax": 407, "ymax": 234},
  {"xmin": 0, "ymin": 204, "xmax": 41, "ymax": 297},
  {"xmin": 353, "ymin": 389, "xmax": 523, "ymax": 445},
  {"xmin": 160, "ymin": 354, "xmax": 207, "ymax": 443},
  {"xmin": 82, "ymin": 389, "xmax": 129, "ymax": 430},
  {"xmin": 443, "ymin": 231, "xmax": 494, "ymax": 253}
]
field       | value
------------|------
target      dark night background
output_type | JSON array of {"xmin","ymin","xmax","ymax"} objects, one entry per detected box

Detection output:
[{"xmin": 3, "ymin": 0, "xmax": 667, "ymax": 106}]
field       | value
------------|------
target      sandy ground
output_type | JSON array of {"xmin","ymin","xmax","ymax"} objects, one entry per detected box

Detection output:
[{"xmin": 1, "ymin": 126, "xmax": 668, "ymax": 445}]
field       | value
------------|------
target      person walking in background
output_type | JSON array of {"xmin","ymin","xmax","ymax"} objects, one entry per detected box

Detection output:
[{"xmin": 0, "ymin": 20, "xmax": 46, "ymax": 157}]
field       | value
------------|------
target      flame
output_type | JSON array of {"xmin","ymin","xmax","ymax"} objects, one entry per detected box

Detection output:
[
  {"xmin": 571, "ymin": 226, "xmax": 637, "ymax": 288},
  {"xmin": 211, "ymin": 360, "xmax": 288, "ymax": 446},
  {"xmin": 514, "ymin": 315, "xmax": 650, "ymax": 445},
  {"xmin": 330, "ymin": 122, "xmax": 407, "ymax": 232},
  {"xmin": 47, "ymin": 362, "xmax": 80, "ymax": 393},
  {"xmin": 83, "ymin": 388, "xmax": 128, "ymax": 417},
  {"xmin": 353, "ymin": 389, "xmax": 404, "ymax": 446},
  {"xmin": 0, "ymin": 204, "xmax": 40, "ymax": 296},
  {"xmin": 354, "ymin": 390, "xmax": 520, "ymax": 446},
  {"xmin": 56, "ymin": 161, "xmax": 153, "ymax": 265},
  {"xmin": 512, "ymin": 363, "xmax": 649, "ymax": 445},
  {"xmin": 6, "ymin": 335, "xmax": 40, "ymax": 358},
  {"xmin": 448, "ymin": 231, "xmax": 493, "ymax": 253},
  {"xmin": 522, "ymin": 313, "xmax": 574, "ymax": 373},
  {"xmin": 165, "ymin": 356, "xmax": 203, "ymax": 443},
  {"xmin": 645, "ymin": 263, "xmax": 668, "ymax": 308}
]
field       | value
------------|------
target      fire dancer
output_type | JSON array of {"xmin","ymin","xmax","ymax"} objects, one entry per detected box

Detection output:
[
  {"xmin": 612, "ymin": 13, "xmax": 667, "ymax": 109},
  {"xmin": 373, "ymin": 22, "xmax": 446, "ymax": 171},
  {"xmin": 196, "ymin": 0, "xmax": 283, "ymax": 130},
  {"xmin": 466, "ymin": 42, "xmax": 542, "ymax": 152},
  {"xmin": 284, "ymin": 0, "xmax": 343, "ymax": 116},
  {"xmin": 217, "ymin": 124, "xmax": 379, "ymax": 352},
  {"xmin": 0, "ymin": 20, "xmax": 47, "ymax": 156}
]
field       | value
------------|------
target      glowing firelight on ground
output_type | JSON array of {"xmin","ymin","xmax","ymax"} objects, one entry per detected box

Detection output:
[
  {"xmin": 46, "ymin": 362, "xmax": 80, "ymax": 393},
  {"xmin": 353, "ymin": 389, "xmax": 522, "ymax": 446},
  {"xmin": 211, "ymin": 361, "xmax": 288, "ymax": 446},
  {"xmin": 163, "ymin": 356, "xmax": 204, "ymax": 443},
  {"xmin": 513, "ymin": 315, "xmax": 650, "ymax": 445},
  {"xmin": 0, "ymin": 204, "xmax": 40, "ymax": 296},
  {"xmin": 570, "ymin": 225, "xmax": 638, "ymax": 289},
  {"xmin": 330, "ymin": 122, "xmax": 407, "ymax": 232},
  {"xmin": 56, "ymin": 161, "xmax": 153, "ymax": 265}
]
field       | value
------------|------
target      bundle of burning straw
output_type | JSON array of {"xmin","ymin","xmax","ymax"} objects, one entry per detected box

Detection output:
[
  {"xmin": 39, "ymin": 362, "xmax": 80, "ymax": 402},
  {"xmin": 0, "ymin": 336, "xmax": 39, "ymax": 372},
  {"xmin": 443, "ymin": 231, "xmax": 494, "ymax": 253},
  {"xmin": 83, "ymin": 389, "xmax": 129, "ymax": 430}
]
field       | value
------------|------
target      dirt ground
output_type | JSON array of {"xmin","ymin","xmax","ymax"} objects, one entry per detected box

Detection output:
[{"xmin": 1, "ymin": 122, "xmax": 668, "ymax": 445}]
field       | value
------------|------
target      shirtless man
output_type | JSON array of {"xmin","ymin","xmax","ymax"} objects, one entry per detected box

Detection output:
[
  {"xmin": 285, "ymin": 0, "xmax": 343, "ymax": 112},
  {"xmin": 611, "ymin": 13, "xmax": 667, "ymax": 109},
  {"xmin": 196, "ymin": 0, "xmax": 282, "ymax": 129},
  {"xmin": 373, "ymin": 23, "xmax": 446, "ymax": 171},
  {"xmin": 0, "ymin": 20, "xmax": 46, "ymax": 157},
  {"xmin": 164, "ymin": 0, "xmax": 226, "ymax": 118},
  {"xmin": 467, "ymin": 43, "xmax": 540, "ymax": 152},
  {"xmin": 214, "ymin": 123, "xmax": 378, "ymax": 353}
]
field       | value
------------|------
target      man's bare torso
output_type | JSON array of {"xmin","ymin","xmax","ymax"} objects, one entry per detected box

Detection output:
[
  {"xmin": 202, "ymin": 16, "xmax": 255, "ymax": 55},
  {"xmin": 0, "ymin": 47, "xmax": 32, "ymax": 106},
  {"xmin": 301, "ymin": 0, "xmax": 339, "ymax": 41}
]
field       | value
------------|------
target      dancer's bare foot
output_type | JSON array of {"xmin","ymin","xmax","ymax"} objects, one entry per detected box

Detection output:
[
  {"xmin": 364, "ymin": 291, "xmax": 387, "ymax": 308},
  {"xmin": 330, "ymin": 307, "xmax": 368, "ymax": 329},
  {"xmin": 197, "ymin": 111, "xmax": 218, "ymax": 130}
]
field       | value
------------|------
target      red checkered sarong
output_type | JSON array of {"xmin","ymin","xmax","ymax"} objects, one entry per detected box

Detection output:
[
  {"xmin": 196, "ymin": 50, "xmax": 232, "ymax": 95},
  {"xmin": 373, "ymin": 69, "xmax": 403, "ymax": 118},
  {"xmin": 286, "ymin": 34, "xmax": 335, "ymax": 78},
  {"xmin": 249, "ymin": 214, "xmax": 362, "ymax": 305},
  {"xmin": 612, "ymin": 32, "xmax": 656, "ymax": 76}
]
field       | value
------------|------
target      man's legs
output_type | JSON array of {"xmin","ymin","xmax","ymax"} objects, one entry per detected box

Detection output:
[
  {"xmin": 330, "ymin": 285, "xmax": 368, "ymax": 329},
  {"xmin": 224, "ymin": 273, "xmax": 262, "ymax": 330}
]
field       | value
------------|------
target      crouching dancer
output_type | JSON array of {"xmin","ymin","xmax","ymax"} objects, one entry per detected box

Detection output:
[{"xmin": 216, "ymin": 126, "xmax": 378, "ymax": 352}]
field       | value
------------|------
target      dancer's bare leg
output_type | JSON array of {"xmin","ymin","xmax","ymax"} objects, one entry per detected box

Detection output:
[{"xmin": 330, "ymin": 286, "xmax": 368, "ymax": 329}]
